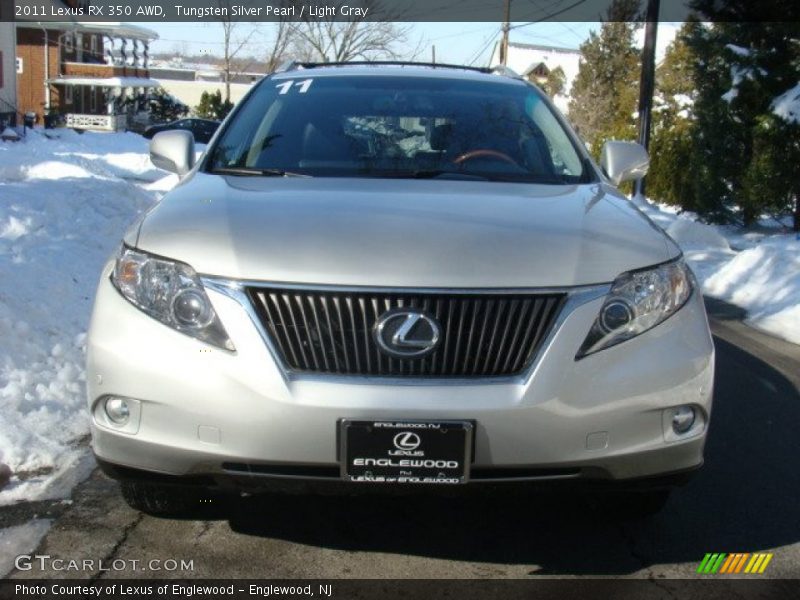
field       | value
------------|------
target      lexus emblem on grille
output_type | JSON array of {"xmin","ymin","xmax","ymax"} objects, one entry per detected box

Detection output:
[
  {"xmin": 393, "ymin": 432, "xmax": 421, "ymax": 451},
  {"xmin": 373, "ymin": 309, "xmax": 441, "ymax": 358}
]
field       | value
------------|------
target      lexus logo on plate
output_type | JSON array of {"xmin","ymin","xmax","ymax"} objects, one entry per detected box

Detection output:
[
  {"xmin": 393, "ymin": 431, "xmax": 421, "ymax": 451},
  {"xmin": 373, "ymin": 309, "xmax": 441, "ymax": 358}
]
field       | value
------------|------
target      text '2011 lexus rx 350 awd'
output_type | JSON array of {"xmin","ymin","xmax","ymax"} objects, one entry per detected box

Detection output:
[{"xmin": 87, "ymin": 62, "xmax": 714, "ymax": 517}]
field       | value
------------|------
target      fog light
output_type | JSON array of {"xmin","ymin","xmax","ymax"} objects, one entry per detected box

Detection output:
[
  {"xmin": 671, "ymin": 406, "xmax": 696, "ymax": 434},
  {"xmin": 105, "ymin": 397, "xmax": 130, "ymax": 425}
]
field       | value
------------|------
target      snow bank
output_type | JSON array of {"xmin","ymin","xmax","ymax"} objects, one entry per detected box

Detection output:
[
  {"xmin": 772, "ymin": 82, "xmax": 800, "ymax": 124},
  {"xmin": 705, "ymin": 238, "xmax": 800, "ymax": 344},
  {"xmin": 0, "ymin": 130, "xmax": 170, "ymax": 505},
  {"xmin": 640, "ymin": 202, "xmax": 799, "ymax": 345},
  {"xmin": 666, "ymin": 218, "xmax": 730, "ymax": 251}
]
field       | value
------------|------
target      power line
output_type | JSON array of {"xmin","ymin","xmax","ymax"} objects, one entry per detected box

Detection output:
[
  {"xmin": 467, "ymin": 27, "xmax": 502, "ymax": 66},
  {"xmin": 516, "ymin": 30, "xmax": 576, "ymax": 47},
  {"xmin": 510, "ymin": 0, "xmax": 590, "ymax": 30},
  {"xmin": 427, "ymin": 24, "xmax": 500, "ymax": 43},
  {"xmin": 557, "ymin": 21, "xmax": 589, "ymax": 43}
]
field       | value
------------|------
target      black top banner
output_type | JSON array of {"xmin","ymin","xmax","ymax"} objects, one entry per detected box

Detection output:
[{"xmin": 5, "ymin": 0, "xmax": 800, "ymax": 23}]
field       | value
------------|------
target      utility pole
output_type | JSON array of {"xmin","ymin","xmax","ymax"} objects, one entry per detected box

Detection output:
[
  {"xmin": 500, "ymin": 0, "xmax": 511, "ymax": 65},
  {"xmin": 633, "ymin": 0, "xmax": 660, "ymax": 200}
]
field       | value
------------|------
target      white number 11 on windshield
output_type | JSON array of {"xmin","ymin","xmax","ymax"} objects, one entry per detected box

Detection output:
[{"xmin": 275, "ymin": 79, "xmax": 314, "ymax": 95}]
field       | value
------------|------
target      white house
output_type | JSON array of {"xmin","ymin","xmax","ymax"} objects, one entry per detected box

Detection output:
[{"xmin": 490, "ymin": 41, "xmax": 582, "ymax": 114}]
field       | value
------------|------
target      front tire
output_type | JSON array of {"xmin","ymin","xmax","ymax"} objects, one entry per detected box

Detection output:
[{"xmin": 120, "ymin": 481, "xmax": 200, "ymax": 516}]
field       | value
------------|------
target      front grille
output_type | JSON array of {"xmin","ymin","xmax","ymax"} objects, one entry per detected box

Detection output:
[{"xmin": 247, "ymin": 287, "xmax": 566, "ymax": 378}]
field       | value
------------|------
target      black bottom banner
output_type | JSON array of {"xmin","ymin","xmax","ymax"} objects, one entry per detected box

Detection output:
[{"xmin": 2, "ymin": 579, "xmax": 797, "ymax": 600}]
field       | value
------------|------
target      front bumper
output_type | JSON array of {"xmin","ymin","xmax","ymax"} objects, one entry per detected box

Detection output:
[{"xmin": 86, "ymin": 266, "xmax": 715, "ymax": 486}]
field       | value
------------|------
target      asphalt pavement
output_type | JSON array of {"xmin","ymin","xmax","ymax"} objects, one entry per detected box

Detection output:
[{"xmin": 3, "ymin": 298, "xmax": 799, "ymax": 585}]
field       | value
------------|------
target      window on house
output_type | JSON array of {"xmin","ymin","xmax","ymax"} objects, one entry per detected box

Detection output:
[
  {"xmin": 64, "ymin": 34, "xmax": 74, "ymax": 54},
  {"xmin": 90, "ymin": 86, "xmax": 97, "ymax": 112},
  {"xmin": 65, "ymin": 85, "xmax": 73, "ymax": 104}
]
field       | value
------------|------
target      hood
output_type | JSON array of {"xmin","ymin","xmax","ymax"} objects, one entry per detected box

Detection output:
[{"xmin": 134, "ymin": 173, "xmax": 678, "ymax": 288}]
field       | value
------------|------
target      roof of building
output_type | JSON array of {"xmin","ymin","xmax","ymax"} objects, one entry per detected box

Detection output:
[
  {"xmin": 17, "ymin": 20, "xmax": 158, "ymax": 40},
  {"xmin": 507, "ymin": 41, "xmax": 581, "ymax": 55},
  {"xmin": 47, "ymin": 76, "xmax": 161, "ymax": 87},
  {"xmin": 522, "ymin": 62, "xmax": 549, "ymax": 76}
]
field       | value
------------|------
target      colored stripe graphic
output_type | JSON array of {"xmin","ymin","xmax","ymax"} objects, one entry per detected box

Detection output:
[
  {"xmin": 745, "ymin": 554, "xmax": 761, "ymax": 573},
  {"xmin": 697, "ymin": 554, "xmax": 714, "ymax": 573},
  {"xmin": 701, "ymin": 553, "xmax": 774, "ymax": 574},
  {"xmin": 734, "ymin": 553, "xmax": 750, "ymax": 573},
  {"xmin": 710, "ymin": 554, "xmax": 727, "ymax": 573},
  {"xmin": 758, "ymin": 554, "xmax": 773, "ymax": 574},
  {"xmin": 720, "ymin": 553, "xmax": 734, "ymax": 573},
  {"xmin": 719, "ymin": 554, "xmax": 736, "ymax": 573}
]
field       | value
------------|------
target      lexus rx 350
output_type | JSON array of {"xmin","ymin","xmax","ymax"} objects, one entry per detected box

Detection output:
[{"xmin": 87, "ymin": 63, "xmax": 714, "ymax": 517}]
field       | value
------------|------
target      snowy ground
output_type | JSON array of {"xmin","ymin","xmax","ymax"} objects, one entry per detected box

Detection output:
[
  {"xmin": 636, "ymin": 198, "xmax": 800, "ymax": 345},
  {"xmin": 0, "ymin": 130, "xmax": 798, "ymax": 573},
  {"xmin": 0, "ymin": 130, "xmax": 176, "ymax": 508}
]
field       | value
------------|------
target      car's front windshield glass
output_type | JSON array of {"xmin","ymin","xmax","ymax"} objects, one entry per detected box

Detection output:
[{"xmin": 207, "ymin": 72, "xmax": 589, "ymax": 184}]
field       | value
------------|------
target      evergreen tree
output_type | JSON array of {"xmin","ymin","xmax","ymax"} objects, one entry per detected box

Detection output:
[
  {"xmin": 194, "ymin": 90, "xmax": 234, "ymax": 121},
  {"xmin": 647, "ymin": 21, "xmax": 703, "ymax": 212},
  {"xmin": 541, "ymin": 66, "xmax": 566, "ymax": 98},
  {"xmin": 684, "ymin": 4, "xmax": 800, "ymax": 228},
  {"xmin": 647, "ymin": 10, "xmax": 800, "ymax": 230},
  {"xmin": 148, "ymin": 88, "xmax": 189, "ymax": 123},
  {"xmin": 568, "ymin": 0, "xmax": 642, "ymax": 157}
]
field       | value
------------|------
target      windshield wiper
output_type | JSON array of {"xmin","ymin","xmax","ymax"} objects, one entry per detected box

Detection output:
[{"xmin": 209, "ymin": 166, "xmax": 309, "ymax": 177}]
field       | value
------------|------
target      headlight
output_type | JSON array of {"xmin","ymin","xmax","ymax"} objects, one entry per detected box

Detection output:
[
  {"xmin": 111, "ymin": 246, "xmax": 235, "ymax": 351},
  {"xmin": 577, "ymin": 258, "xmax": 694, "ymax": 358}
]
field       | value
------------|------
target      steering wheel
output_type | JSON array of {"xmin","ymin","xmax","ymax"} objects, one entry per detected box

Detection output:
[{"xmin": 452, "ymin": 149, "xmax": 519, "ymax": 167}]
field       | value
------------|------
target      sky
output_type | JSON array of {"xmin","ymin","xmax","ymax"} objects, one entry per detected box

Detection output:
[{"xmin": 145, "ymin": 21, "xmax": 680, "ymax": 67}]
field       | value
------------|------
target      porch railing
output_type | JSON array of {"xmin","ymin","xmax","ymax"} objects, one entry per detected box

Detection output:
[{"xmin": 65, "ymin": 113, "xmax": 127, "ymax": 131}]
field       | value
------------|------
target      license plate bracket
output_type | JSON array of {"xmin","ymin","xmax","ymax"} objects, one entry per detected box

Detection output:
[{"xmin": 340, "ymin": 420, "xmax": 473, "ymax": 484}]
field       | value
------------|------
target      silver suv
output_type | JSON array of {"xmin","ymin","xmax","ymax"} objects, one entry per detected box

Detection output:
[{"xmin": 87, "ymin": 63, "xmax": 714, "ymax": 517}]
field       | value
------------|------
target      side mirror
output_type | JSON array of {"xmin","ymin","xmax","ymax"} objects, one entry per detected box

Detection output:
[
  {"xmin": 600, "ymin": 141, "xmax": 649, "ymax": 186},
  {"xmin": 150, "ymin": 130, "xmax": 195, "ymax": 176}
]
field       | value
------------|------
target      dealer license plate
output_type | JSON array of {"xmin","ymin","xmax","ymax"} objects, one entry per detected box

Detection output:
[{"xmin": 340, "ymin": 420, "xmax": 472, "ymax": 484}]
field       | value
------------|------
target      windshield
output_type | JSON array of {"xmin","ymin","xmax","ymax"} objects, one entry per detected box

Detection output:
[{"xmin": 207, "ymin": 73, "xmax": 590, "ymax": 184}]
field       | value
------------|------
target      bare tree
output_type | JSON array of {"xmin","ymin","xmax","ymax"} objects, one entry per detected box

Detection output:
[
  {"xmin": 264, "ymin": 18, "xmax": 294, "ymax": 73},
  {"xmin": 288, "ymin": 1, "xmax": 416, "ymax": 63},
  {"xmin": 218, "ymin": 0, "xmax": 260, "ymax": 102},
  {"xmin": 170, "ymin": 41, "xmax": 189, "ymax": 64}
]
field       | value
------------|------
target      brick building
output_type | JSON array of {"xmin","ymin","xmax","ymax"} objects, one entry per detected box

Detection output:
[{"xmin": 15, "ymin": 0, "xmax": 159, "ymax": 130}]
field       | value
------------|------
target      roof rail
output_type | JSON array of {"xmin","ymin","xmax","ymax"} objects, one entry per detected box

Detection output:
[
  {"xmin": 290, "ymin": 61, "xmax": 496, "ymax": 74},
  {"xmin": 490, "ymin": 65, "xmax": 522, "ymax": 79},
  {"xmin": 273, "ymin": 60, "xmax": 304, "ymax": 73}
]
